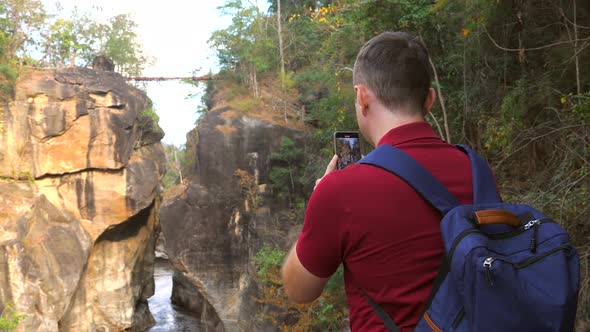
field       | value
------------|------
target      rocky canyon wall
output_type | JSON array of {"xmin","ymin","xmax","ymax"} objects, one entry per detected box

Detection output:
[
  {"xmin": 0, "ymin": 67, "xmax": 165, "ymax": 331},
  {"xmin": 160, "ymin": 98, "xmax": 303, "ymax": 331}
]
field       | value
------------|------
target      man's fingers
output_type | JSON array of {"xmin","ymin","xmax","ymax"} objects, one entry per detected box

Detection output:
[
  {"xmin": 314, "ymin": 178, "xmax": 321, "ymax": 191},
  {"xmin": 324, "ymin": 155, "xmax": 338, "ymax": 176},
  {"xmin": 314, "ymin": 155, "xmax": 339, "ymax": 191}
]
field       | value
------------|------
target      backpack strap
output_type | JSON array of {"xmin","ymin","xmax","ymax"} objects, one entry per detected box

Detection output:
[
  {"xmin": 360, "ymin": 289, "xmax": 401, "ymax": 332},
  {"xmin": 359, "ymin": 144, "xmax": 461, "ymax": 214},
  {"xmin": 455, "ymin": 144, "xmax": 501, "ymax": 204},
  {"xmin": 357, "ymin": 144, "xmax": 460, "ymax": 331}
]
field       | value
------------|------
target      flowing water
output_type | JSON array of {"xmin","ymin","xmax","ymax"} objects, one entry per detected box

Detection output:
[{"xmin": 148, "ymin": 258, "xmax": 201, "ymax": 332}]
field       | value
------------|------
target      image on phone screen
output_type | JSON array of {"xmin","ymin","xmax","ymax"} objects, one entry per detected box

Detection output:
[{"xmin": 334, "ymin": 132, "xmax": 362, "ymax": 170}]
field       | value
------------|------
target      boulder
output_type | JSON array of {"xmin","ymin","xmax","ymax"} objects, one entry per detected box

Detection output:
[
  {"xmin": 160, "ymin": 105, "xmax": 303, "ymax": 331},
  {"xmin": 0, "ymin": 194, "xmax": 91, "ymax": 332},
  {"xmin": 0, "ymin": 67, "xmax": 146, "ymax": 178},
  {"xmin": 0, "ymin": 67, "xmax": 165, "ymax": 332}
]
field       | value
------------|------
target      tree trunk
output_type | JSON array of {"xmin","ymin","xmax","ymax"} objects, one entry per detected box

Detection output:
[
  {"xmin": 277, "ymin": 0, "xmax": 286, "ymax": 77},
  {"xmin": 251, "ymin": 66, "xmax": 259, "ymax": 98},
  {"xmin": 573, "ymin": 0, "xmax": 581, "ymax": 95},
  {"xmin": 173, "ymin": 146, "xmax": 183, "ymax": 184},
  {"xmin": 429, "ymin": 56, "xmax": 451, "ymax": 143}
]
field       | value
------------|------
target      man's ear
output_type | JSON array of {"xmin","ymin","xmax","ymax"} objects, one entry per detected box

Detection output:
[
  {"xmin": 423, "ymin": 88, "xmax": 437, "ymax": 116},
  {"xmin": 355, "ymin": 84, "xmax": 370, "ymax": 116}
]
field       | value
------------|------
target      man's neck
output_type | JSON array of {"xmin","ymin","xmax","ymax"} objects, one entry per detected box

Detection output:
[{"xmin": 369, "ymin": 108, "xmax": 425, "ymax": 147}]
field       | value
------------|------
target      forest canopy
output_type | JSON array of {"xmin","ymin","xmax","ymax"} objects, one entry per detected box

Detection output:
[{"xmin": 0, "ymin": 0, "xmax": 149, "ymax": 96}]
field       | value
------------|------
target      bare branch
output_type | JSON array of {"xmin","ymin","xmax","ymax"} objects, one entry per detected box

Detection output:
[
  {"xmin": 429, "ymin": 56, "xmax": 451, "ymax": 143},
  {"xmin": 495, "ymin": 123, "xmax": 590, "ymax": 168},
  {"xmin": 428, "ymin": 112, "xmax": 445, "ymax": 141},
  {"xmin": 558, "ymin": 6, "xmax": 590, "ymax": 30},
  {"xmin": 483, "ymin": 25, "xmax": 590, "ymax": 52}
]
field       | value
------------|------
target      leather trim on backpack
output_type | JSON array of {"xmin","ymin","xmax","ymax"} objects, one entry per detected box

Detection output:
[
  {"xmin": 423, "ymin": 312, "xmax": 442, "ymax": 332},
  {"xmin": 475, "ymin": 209, "xmax": 520, "ymax": 227}
]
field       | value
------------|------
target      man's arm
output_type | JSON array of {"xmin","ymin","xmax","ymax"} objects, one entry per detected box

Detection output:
[
  {"xmin": 282, "ymin": 155, "xmax": 339, "ymax": 304},
  {"xmin": 282, "ymin": 242, "xmax": 329, "ymax": 303}
]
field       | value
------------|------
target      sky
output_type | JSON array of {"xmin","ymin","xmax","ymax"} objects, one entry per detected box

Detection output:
[{"xmin": 42, "ymin": 0, "xmax": 268, "ymax": 146}]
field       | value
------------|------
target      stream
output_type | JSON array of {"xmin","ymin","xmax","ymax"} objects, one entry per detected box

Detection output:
[{"xmin": 148, "ymin": 258, "xmax": 201, "ymax": 332}]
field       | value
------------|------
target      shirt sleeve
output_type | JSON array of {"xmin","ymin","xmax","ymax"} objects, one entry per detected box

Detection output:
[{"xmin": 296, "ymin": 172, "xmax": 344, "ymax": 278}]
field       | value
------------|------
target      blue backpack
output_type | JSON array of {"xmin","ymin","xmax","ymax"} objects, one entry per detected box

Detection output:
[{"xmin": 359, "ymin": 144, "xmax": 580, "ymax": 332}]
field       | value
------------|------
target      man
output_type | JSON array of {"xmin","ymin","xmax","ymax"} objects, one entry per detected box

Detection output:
[{"xmin": 281, "ymin": 32, "xmax": 474, "ymax": 331}]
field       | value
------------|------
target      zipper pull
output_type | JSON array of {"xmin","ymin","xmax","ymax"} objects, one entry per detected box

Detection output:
[
  {"xmin": 530, "ymin": 222, "xmax": 539, "ymax": 253},
  {"xmin": 524, "ymin": 219, "xmax": 540, "ymax": 230},
  {"xmin": 525, "ymin": 219, "xmax": 541, "ymax": 253},
  {"xmin": 483, "ymin": 257, "xmax": 495, "ymax": 287}
]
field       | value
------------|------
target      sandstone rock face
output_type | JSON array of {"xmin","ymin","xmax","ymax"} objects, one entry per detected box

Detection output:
[
  {"xmin": 0, "ymin": 67, "xmax": 165, "ymax": 332},
  {"xmin": 160, "ymin": 105, "xmax": 303, "ymax": 331}
]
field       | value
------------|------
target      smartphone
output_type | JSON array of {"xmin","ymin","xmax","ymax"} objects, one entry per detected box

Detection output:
[{"xmin": 333, "ymin": 131, "xmax": 362, "ymax": 170}]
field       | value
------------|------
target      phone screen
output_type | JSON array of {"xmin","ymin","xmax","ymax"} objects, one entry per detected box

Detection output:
[{"xmin": 333, "ymin": 131, "xmax": 362, "ymax": 170}]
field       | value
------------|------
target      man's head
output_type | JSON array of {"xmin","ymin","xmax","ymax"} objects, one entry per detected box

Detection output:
[
  {"xmin": 352, "ymin": 31, "xmax": 435, "ymax": 145},
  {"xmin": 353, "ymin": 31, "xmax": 432, "ymax": 113}
]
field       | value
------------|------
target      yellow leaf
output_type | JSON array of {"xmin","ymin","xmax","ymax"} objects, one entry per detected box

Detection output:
[{"xmin": 462, "ymin": 28, "xmax": 470, "ymax": 37}]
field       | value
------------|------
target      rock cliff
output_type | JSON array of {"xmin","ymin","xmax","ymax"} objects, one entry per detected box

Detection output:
[
  {"xmin": 160, "ymin": 89, "xmax": 303, "ymax": 331},
  {"xmin": 0, "ymin": 67, "xmax": 165, "ymax": 331}
]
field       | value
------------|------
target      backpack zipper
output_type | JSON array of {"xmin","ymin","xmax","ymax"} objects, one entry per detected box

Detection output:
[
  {"xmin": 482, "ymin": 244, "xmax": 572, "ymax": 286},
  {"xmin": 524, "ymin": 219, "xmax": 542, "ymax": 253},
  {"xmin": 448, "ymin": 218, "xmax": 554, "ymax": 263},
  {"xmin": 450, "ymin": 307, "xmax": 466, "ymax": 329}
]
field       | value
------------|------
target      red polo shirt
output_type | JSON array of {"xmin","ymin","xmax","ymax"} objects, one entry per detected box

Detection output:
[{"xmin": 296, "ymin": 121, "xmax": 474, "ymax": 331}]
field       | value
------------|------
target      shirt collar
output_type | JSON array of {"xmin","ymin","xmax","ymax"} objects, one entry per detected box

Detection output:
[{"xmin": 377, "ymin": 121, "xmax": 441, "ymax": 147}]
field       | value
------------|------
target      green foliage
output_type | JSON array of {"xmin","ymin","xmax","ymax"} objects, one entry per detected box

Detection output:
[
  {"xmin": 0, "ymin": 0, "xmax": 46, "ymax": 62},
  {"xmin": 0, "ymin": 0, "xmax": 46, "ymax": 97},
  {"xmin": 44, "ymin": 11, "xmax": 150, "ymax": 75},
  {"xmin": 269, "ymin": 136, "xmax": 304, "ymax": 205},
  {"xmin": 194, "ymin": 76, "xmax": 216, "ymax": 116},
  {"xmin": 0, "ymin": 304, "xmax": 25, "ymax": 330},
  {"xmin": 100, "ymin": 14, "xmax": 149, "ymax": 76},
  {"xmin": 139, "ymin": 99, "xmax": 160, "ymax": 131},
  {"xmin": 253, "ymin": 246, "xmax": 348, "ymax": 330},
  {"xmin": 0, "ymin": 0, "xmax": 148, "ymax": 77},
  {"xmin": 162, "ymin": 144, "xmax": 190, "ymax": 191},
  {"xmin": 484, "ymin": 79, "xmax": 527, "ymax": 154},
  {"xmin": 214, "ymin": 0, "xmax": 590, "ymax": 328},
  {"xmin": 209, "ymin": 1, "xmax": 277, "ymax": 77},
  {"xmin": 310, "ymin": 298, "xmax": 342, "ymax": 330},
  {"xmin": 43, "ymin": 7, "xmax": 98, "ymax": 67},
  {"xmin": 255, "ymin": 245, "xmax": 286, "ymax": 280}
]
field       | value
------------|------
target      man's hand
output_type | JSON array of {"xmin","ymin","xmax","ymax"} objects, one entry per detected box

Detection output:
[{"xmin": 314, "ymin": 155, "xmax": 338, "ymax": 190}]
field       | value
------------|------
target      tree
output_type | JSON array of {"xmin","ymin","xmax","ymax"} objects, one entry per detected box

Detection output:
[
  {"xmin": 100, "ymin": 14, "xmax": 149, "ymax": 76},
  {"xmin": 269, "ymin": 136, "xmax": 304, "ymax": 206},
  {"xmin": 42, "ymin": 8, "xmax": 97, "ymax": 67},
  {"xmin": 0, "ymin": 0, "xmax": 46, "ymax": 63},
  {"xmin": 276, "ymin": 0, "xmax": 285, "ymax": 76},
  {"xmin": 0, "ymin": 0, "xmax": 46, "ymax": 96},
  {"xmin": 210, "ymin": 0, "xmax": 277, "ymax": 96},
  {"xmin": 162, "ymin": 144, "xmax": 190, "ymax": 191}
]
